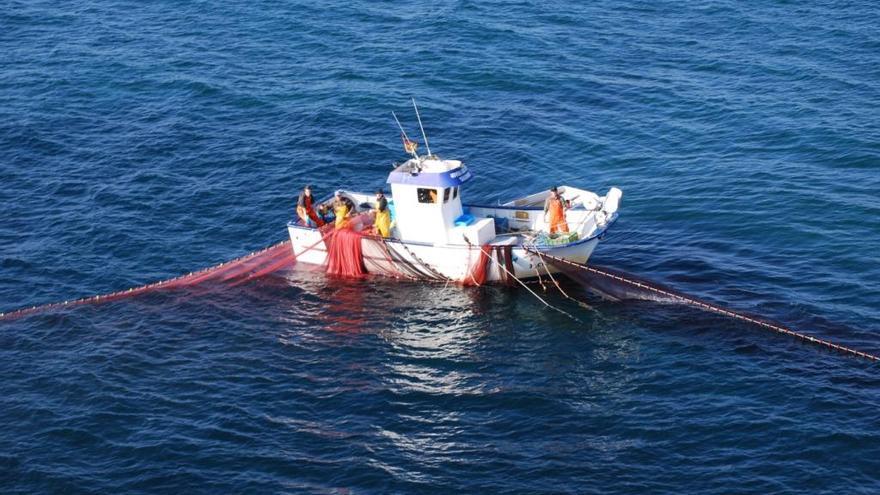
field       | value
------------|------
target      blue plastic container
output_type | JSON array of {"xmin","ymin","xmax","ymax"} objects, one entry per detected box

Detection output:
[{"xmin": 454, "ymin": 213, "xmax": 475, "ymax": 226}]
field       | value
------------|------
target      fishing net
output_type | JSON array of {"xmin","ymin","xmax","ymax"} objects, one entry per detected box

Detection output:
[
  {"xmin": 5, "ymin": 222, "xmax": 878, "ymax": 362},
  {"xmin": 531, "ymin": 249, "xmax": 879, "ymax": 362},
  {"xmin": 0, "ymin": 214, "xmax": 441, "ymax": 321},
  {"xmin": 0, "ymin": 240, "xmax": 300, "ymax": 321},
  {"xmin": 0, "ymin": 211, "xmax": 445, "ymax": 321},
  {"xmin": 495, "ymin": 245, "xmax": 515, "ymax": 286},
  {"xmin": 463, "ymin": 244, "xmax": 491, "ymax": 286},
  {"xmin": 325, "ymin": 227, "xmax": 367, "ymax": 278}
]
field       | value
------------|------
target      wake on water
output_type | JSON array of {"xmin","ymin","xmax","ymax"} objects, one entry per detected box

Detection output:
[{"xmin": 1, "ymin": 236, "xmax": 877, "ymax": 362}]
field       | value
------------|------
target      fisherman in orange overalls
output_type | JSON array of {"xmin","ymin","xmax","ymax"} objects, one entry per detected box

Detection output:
[
  {"xmin": 543, "ymin": 186, "xmax": 569, "ymax": 234},
  {"xmin": 296, "ymin": 185, "xmax": 324, "ymax": 228}
]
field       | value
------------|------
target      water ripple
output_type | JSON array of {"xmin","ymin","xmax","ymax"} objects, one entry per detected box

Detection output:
[{"xmin": 3, "ymin": 0, "xmax": 880, "ymax": 493}]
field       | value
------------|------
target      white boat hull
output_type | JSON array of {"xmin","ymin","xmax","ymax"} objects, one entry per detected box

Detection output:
[
  {"xmin": 287, "ymin": 182, "xmax": 620, "ymax": 283},
  {"xmin": 287, "ymin": 223, "xmax": 601, "ymax": 283}
]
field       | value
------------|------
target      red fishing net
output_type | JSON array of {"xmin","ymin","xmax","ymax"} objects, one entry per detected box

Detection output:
[
  {"xmin": 0, "ymin": 239, "xmax": 303, "ymax": 321},
  {"xmin": 325, "ymin": 227, "xmax": 367, "ymax": 277},
  {"xmin": 464, "ymin": 244, "xmax": 491, "ymax": 286},
  {"xmin": 2, "ymin": 215, "xmax": 506, "ymax": 322}
]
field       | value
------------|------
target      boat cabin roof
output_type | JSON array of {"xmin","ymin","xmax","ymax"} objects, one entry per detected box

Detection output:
[{"xmin": 386, "ymin": 157, "xmax": 473, "ymax": 188}]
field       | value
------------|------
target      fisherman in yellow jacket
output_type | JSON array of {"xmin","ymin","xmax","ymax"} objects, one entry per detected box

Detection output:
[
  {"xmin": 373, "ymin": 189, "xmax": 391, "ymax": 238},
  {"xmin": 332, "ymin": 190, "xmax": 355, "ymax": 229}
]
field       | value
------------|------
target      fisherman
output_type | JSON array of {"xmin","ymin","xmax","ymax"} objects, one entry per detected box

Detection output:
[
  {"xmin": 296, "ymin": 185, "xmax": 324, "ymax": 228},
  {"xmin": 316, "ymin": 203, "xmax": 333, "ymax": 225},
  {"xmin": 332, "ymin": 190, "xmax": 355, "ymax": 229},
  {"xmin": 373, "ymin": 189, "xmax": 391, "ymax": 238},
  {"xmin": 544, "ymin": 186, "xmax": 569, "ymax": 234}
]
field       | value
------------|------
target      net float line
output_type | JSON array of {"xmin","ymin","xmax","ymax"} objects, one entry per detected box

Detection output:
[
  {"xmin": 0, "ymin": 232, "xmax": 336, "ymax": 322},
  {"xmin": 527, "ymin": 248, "xmax": 879, "ymax": 362},
  {"xmin": 229, "ymin": 250, "xmax": 299, "ymax": 287}
]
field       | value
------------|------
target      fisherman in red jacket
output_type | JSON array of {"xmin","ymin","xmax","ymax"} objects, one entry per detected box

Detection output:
[{"xmin": 296, "ymin": 185, "xmax": 324, "ymax": 227}]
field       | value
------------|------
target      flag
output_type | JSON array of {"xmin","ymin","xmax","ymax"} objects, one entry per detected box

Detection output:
[{"xmin": 402, "ymin": 134, "xmax": 418, "ymax": 154}]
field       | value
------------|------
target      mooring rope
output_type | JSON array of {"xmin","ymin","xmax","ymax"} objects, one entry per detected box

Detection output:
[{"xmin": 526, "ymin": 248, "xmax": 879, "ymax": 362}]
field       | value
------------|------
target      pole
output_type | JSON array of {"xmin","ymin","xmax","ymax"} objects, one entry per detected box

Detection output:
[
  {"xmin": 412, "ymin": 98, "xmax": 431, "ymax": 157},
  {"xmin": 393, "ymin": 111, "xmax": 418, "ymax": 159},
  {"xmin": 391, "ymin": 111, "xmax": 410, "ymax": 142}
]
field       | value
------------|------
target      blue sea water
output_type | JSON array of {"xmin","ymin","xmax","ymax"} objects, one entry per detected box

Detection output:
[{"xmin": 2, "ymin": 0, "xmax": 880, "ymax": 492}]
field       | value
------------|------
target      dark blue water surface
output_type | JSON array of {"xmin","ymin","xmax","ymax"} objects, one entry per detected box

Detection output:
[{"xmin": 2, "ymin": 1, "xmax": 880, "ymax": 493}]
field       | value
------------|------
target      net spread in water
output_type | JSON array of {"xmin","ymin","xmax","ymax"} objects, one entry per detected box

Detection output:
[
  {"xmin": 0, "ymin": 240, "xmax": 298, "ymax": 321},
  {"xmin": 4, "ymin": 226, "xmax": 877, "ymax": 363},
  {"xmin": 529, "ymin": 249, "xmax": 880, "ymax": 362},
  {"xmin": 0, "ymin": 220, "xmax": 423, "ymax": 321}
]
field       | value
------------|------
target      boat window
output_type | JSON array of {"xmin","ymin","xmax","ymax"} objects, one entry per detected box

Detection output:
[
  {"xmin": 453, "ymin": 187, "xmax": 458, "ymax": 199},
  {"xmin": 443, "ymin": 188, "xmax": 451, "ymax": 202},
  {"xmin": 417, "ymin": 188, "xmax": 439, "ymax": 204}
]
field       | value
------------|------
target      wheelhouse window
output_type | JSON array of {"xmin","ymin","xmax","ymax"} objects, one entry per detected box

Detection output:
[
  {"xmin": 417, "ymin": 188, "xmax": 439, "ymax": 204},
  {"xmin": 443, "ymin": 188, "xmax": 451, "ymax": 202},
  {"xmin": 453, "ymin": 187, "xmax": 458, "ymax": 199}
]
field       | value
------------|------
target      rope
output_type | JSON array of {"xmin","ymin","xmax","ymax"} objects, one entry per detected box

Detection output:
[
  {"xmin": 395, "ymin": 241, "xmax": 451, "ymax": 281},
  {"xmin": 531, "ymin": 249, "xmax": 594, "ymax": 311},
  {"xmin": 473, "ymin": 244, "xmax": 579, "ymax": 322},
  {"xmin": 532, "ymin": 250, "xmax": 571, "ymax": 299},
  {"xmin": 364, "ymin": 235, "xmax": 417, "ymax": 280},
  {"xmin": 526, "ymin": 248, "xmax": 880, "ymax": 362},
  {"xmin": 534, "ymin": 264, "xmax": 548, "ymax": 292}
]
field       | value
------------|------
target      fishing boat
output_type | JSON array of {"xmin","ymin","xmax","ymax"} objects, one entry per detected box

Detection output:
[
  {"xmin": 287, "ymin": 157, "xmax": 620, "ymax": 283},
  {"xmin": 287, "ymin": 105, "xmax": 621, "ymax": 283}
]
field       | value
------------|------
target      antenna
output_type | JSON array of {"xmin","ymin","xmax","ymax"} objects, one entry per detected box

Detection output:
[
  {"xmin": 411, "ymin": 98, "xmax": 431, "ymax": 157},
  {"xmin": 391, "ymin": 111, "xmax": 410, "ymax": 141}
]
